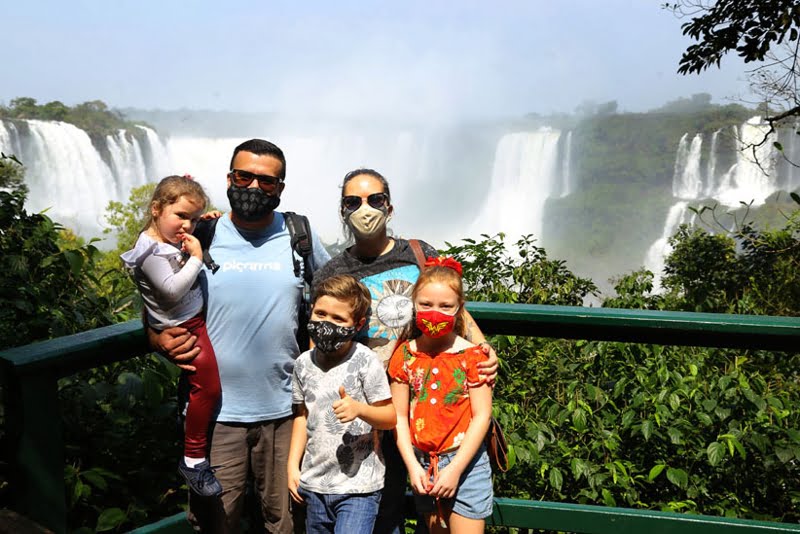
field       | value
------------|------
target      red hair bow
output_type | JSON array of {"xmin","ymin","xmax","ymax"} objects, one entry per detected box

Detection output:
[{"xmin": 424, "ymin": 256, "xmax": 463, "ymax": 276}]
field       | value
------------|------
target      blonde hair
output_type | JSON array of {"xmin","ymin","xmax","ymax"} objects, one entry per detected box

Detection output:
[
  {"xmin": 404, "ymin": 265, "xmax": 468, "ymax": 339},
  {"xmin": 141, "ymin": 175, "xmax": 208, "ymax": 234},
  {"xmin": 313, "ymin": 274, "xmax": 371, "ymax": 322}
]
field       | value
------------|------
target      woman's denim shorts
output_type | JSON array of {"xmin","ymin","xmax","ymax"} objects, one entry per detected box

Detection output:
[{"xmin": 414, "ymin": 445, "xmax": 494, "ymax": 520}]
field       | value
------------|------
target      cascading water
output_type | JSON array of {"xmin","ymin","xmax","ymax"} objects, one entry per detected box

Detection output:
[
  {"xmin": 643, "ymin": 116, "xmax": 792, "ymax": 289},
  {"xmin": 0, "ymin": 119, "xmax": 172, "ymax": 240},
  {"xmin": 559, "ymin": 131, "xmax": 573, "ymax": 198},
  {"xmin": 470, "ymin": 128, "xmax": 562, "ymax": 241}
]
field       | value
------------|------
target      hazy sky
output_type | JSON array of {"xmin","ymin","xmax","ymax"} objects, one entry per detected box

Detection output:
[{"xmin": 3, "ymin": 1, "xmax": 754, "ymax": 120}]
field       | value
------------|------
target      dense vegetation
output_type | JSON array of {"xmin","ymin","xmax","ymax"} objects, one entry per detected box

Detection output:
[
  {"xmin": 0, "ymin": 97, "xmax": 146, "ymax": 138},
  {"xmin": 2, "ymin": 105, "xmax": 800, "ymax": 530},
  {"xmin": 0, "ymin": 156, "xmax": 800, "ymax": 532}
]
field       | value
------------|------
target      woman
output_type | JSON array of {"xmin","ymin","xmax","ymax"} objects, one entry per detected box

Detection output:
[{"xmin": 313, "ymin": 169, "xmax": 498, "ymax": 534}]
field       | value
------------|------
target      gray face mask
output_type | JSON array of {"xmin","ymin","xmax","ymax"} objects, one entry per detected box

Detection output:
[{"xmin": 227, "ymin": 185, "xmax": 280, "ymax": 221}]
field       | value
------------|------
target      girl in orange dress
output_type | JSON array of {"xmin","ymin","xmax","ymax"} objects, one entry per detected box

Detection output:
[{"xmin": 388, "ymin": 257, "xmax": 493, "ymax": 534}]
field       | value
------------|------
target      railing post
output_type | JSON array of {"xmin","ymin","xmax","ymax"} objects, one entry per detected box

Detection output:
[{"xmin": 5, "ymin": 370, "xmax": 65, "ymax": 534}]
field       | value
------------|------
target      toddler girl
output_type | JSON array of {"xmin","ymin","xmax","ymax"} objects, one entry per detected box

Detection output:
[{"xmin": 121, "ymin": 175, "xmax": 222, "ymax": 497}]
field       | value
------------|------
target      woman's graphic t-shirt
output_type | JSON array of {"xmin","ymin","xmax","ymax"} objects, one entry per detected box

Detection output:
[
  {"xmin": 313, "ymin": 238, "xmax": 437, "ymax": 365},
  {"xmin": 388, "ymin": 341, "xmax": 485, "ymax": 453}
]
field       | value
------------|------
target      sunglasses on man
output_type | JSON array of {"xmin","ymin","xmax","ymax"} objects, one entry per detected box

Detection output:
[
  {"xmin": 228, "ymin": 169, "xmax": 283, "ymax": 192},
  {"xmin": 341, "ymin": 192, "xmax": 389, "ymax": 212}
]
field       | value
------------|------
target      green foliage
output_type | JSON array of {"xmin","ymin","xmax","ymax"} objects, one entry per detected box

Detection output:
[
  {"xmin": 446, "ymin": 233, "xmax": 800, "ymax": 522},
  {"xmin": 658, "ymin": 208, "xmax": 800, "ymax": 315},
  {"xmin": 0, "ymin": 158, "xmax": 116, "ymax": 349},
  {"xmin": 444, "ymin": 233, "xmax": 597, "ymax": 305},
  {"xmin": 667, "ymin": 0, "xmax": 800, "ymax": 74},
  {"xmin": 0, "ymin": 97, "xmax": 145, "ymax": 138},
  {"xmin": 60, "ymin": 354, "xmax": 185, "ymax": 532}
]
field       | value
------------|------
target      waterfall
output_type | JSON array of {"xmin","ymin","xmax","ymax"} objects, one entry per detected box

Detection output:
[
  {"xmin": 714, "ymin": 117, "xmax": 777, "ymax": 207},
  {"xmin": 106, "ymin": 130, "xmax": 148, "ymax": 198},
  {"xmin": 705, "ymin": 129, "xmax": 719, "ymax": 197},
  {"xmin": 643, "ymin": 116, "xmax": 790, "ymax": 290},
  {"xmin": 136, "ymin": 125, "xmax": 171, "ymax": 182},
  {"xmin": 559, "ymin": 131, "xmax": 573, "ymax": 198},
  {"xmin": 673, "ymin": 133, "xmax": 703, "ymax": 199},
  {"xmin": 0, "ymin": 119, "xmax": 172, "ymax": 241},
  {"xmin": 470, "ymin": 128, "xmax": 562, "ymax": 241},
  {"xmin": 643, "ymin": 201, "xmax": 690, "ymax": 289}
]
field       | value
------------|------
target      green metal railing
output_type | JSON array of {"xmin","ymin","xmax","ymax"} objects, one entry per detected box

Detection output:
[{"xmin": 2, "ymin": 302, "xmax": 800, "ymax": 533}]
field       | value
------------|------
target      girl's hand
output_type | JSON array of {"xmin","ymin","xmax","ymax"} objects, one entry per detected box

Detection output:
[
  {"xmin": 288, "ymin": 465, "xmax": 303, "ymax": 504},
  {"xmin": 201, "ymin": 210, "xmax": 223, "ymax": 220},
  {"xmin": 408, "ymin": 462, "xmax": 430, "ymax": 496},
  {"xmin": 181, "ymin": 234, "xmax": 203, "ymax": 260},
  {"xmin": 429, "ymin": 464, "xmax": 461, "ymax": 499}
]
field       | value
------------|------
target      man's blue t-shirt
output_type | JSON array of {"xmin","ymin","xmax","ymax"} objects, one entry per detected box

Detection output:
[{"xmin": 203, "ymin": 212, "xmax": 330, "ymax": 422}]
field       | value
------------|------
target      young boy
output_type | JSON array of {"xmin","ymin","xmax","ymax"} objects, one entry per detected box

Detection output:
[{"xmin": 288, "ymin": 274, "xmax": 396, "ymax": 534}]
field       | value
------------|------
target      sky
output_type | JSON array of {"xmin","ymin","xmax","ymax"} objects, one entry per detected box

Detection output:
[{"xmin": 2, "ymin": 1, "xmax": 754, "ymax": 121}]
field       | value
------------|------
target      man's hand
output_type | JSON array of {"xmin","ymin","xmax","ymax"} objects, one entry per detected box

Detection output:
[
  {"xmin": 332, "ymin": 386, "xmax": 361, "ymax": 423},
  {"xmin": 147, "ymin": 326, "xmax": 200, "ymax": 371}
]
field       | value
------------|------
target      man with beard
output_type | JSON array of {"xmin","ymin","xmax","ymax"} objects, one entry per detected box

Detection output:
[{"xmin": 149, "ymin": 138, "xmax": 331, "ymax": 533}]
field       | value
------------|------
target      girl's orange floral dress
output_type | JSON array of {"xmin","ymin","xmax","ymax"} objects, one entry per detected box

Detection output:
[{"xmin": 388, "ymin": 341, "xmax": 485, "ymax": 454}]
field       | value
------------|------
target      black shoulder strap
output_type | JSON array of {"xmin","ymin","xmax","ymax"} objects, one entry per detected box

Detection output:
[
  {"xmin": 194, "ymin": 217, "xmax": 220, "ymax": 273},
  {"xmin": 284, "ymin": 211, "xmax": 314, "ymax": 285}
]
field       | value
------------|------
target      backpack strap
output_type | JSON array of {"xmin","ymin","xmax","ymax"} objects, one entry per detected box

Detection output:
[
  {"xmin": 193, "ymin": 217, "xmax": 220, "ymax": 273},
  {"xmin": 284, "ymin": 211, "xmax": 314, "ymax": 285},
  {"xmin": 408, "ymin": 239, "xmax": 426, "ymax": 270}
]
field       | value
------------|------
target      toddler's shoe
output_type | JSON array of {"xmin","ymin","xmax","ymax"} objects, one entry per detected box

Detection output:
[{"xmin": 178, "ymin": 459, "xmax": 222, "ymax": 497}]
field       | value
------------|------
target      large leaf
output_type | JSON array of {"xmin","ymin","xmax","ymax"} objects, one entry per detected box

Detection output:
[
  {"xmin": 706, "ymin": 441, "xmax": 726, "ymax": 466},
  {"xmin": 96, "ymin": 508, "xmax": 127, "ymax": 532}
]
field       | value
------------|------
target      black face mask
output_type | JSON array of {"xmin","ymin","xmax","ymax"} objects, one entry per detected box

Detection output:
[
  {"xmin": 307, "ymin": 320, "xmax": 357, "ymax": 354},
  {"xmin": 227, "ymin": 184, "xmax": 280, "ymax": 221}
]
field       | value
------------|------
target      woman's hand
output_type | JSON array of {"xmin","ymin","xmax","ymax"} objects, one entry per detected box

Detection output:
[{"xmin": 475, "ymin": 342, "xmax": 498, "ymax": 387}]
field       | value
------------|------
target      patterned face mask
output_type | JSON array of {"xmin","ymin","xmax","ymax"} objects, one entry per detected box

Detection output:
[
  {"xmin": 415, "ymin": 309, "xmax": 458, "ymax": 338},
  {"xmin": 227, "ymin": 184, "xmax": 280, "ymax": 221},
  {"xmin": 307, "ymin": 320, "xmax": 358, "ymax": 353}
]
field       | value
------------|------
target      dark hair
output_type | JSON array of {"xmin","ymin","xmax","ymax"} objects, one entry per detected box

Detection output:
[
  {"xmin": 312, "ymin": 274, "xmax": 371, "ymax": 322},
  {"xmin": 229, "ymin": 139, "xmax": 287, "ymax": 180},
  {"xmin": 141, "ymin": 175, "xmax": 208, "ymax": 234},
  {"xmin": 340, "ymin": 168, "xmax": 391, "ymax": 202}
]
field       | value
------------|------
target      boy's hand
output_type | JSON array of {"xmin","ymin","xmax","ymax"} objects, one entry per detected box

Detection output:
[
  {"xmin": 288, "ymin": 465, "xmax": 303, "ymax": 504},
  {"xmin": 180, "ymin": 234, "xmax": 203, "ymax": 260},
  {"xmin": 332, "ymin": 386, "xmax": 361, "ymax": 423}
]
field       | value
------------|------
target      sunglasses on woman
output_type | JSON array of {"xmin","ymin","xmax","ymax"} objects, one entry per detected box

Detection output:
[
  {"xmin": 228, "ymin": 169, "xmax": 283, "ymax": 192},
  {"xmin": 341, "ymin": 192, "xmax": 389, "ymax": 212}
]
